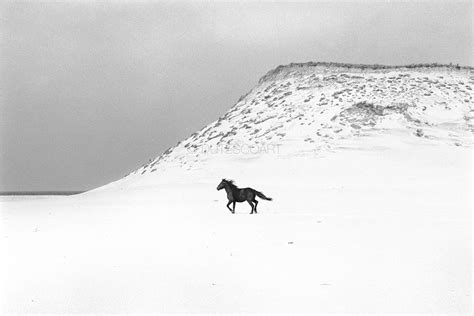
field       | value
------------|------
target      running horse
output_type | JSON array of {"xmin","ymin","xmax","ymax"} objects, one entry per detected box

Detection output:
[{"xmin": 216, "ymin": 179, "xmax": 272, "ymax": 214}]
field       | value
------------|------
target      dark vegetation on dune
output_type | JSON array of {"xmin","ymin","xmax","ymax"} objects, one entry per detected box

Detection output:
[{"xmin": 259, "ymin": 62, "xmax": 473, "ymax": 83}]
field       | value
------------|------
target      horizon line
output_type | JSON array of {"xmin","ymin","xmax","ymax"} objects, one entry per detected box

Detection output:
[{"xmin": 0, "ymin": 191, "xmax": 86, "ymax": 196}]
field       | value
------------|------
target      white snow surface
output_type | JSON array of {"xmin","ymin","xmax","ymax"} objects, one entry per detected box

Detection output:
[{"xmin": 1, "ymin": 64, "xmax": 473, "ymax": 314}]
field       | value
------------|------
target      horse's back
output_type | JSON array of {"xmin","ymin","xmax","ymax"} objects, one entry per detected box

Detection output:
[{"xmin": 233, "ymin": 187, "xmax": 252, "ymax": 202}]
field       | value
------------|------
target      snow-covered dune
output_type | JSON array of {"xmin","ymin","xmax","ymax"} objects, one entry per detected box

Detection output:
[
  {"xmin": 97, "ymin": 63, "xmax": 472, "ymax": 192},
  {"xmin": 2, "ymin": 63, "xmax": 473, "ymax": 313}
]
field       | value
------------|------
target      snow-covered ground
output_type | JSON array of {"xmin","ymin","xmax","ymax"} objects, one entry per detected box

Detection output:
[{"xmin": 1, "ymin": 64, "xmax": 473, "ymax": 313}]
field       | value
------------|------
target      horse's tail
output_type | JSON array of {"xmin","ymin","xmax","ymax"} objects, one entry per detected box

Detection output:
[{"xmin": 255, "ymin": 190, "xmax": 272, "ymax": 201}]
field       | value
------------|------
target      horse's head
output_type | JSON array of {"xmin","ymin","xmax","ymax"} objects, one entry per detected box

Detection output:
[{"xmin": 216, "ymin": 179, "xmax": 226, "ymax": 191}]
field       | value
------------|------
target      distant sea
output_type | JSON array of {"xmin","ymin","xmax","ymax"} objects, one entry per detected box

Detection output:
[{"xmin": 0, "ymin": 191, "xmax": 85, "ymax": 196}]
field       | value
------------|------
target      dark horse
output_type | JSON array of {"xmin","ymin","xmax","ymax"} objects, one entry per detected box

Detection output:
[{"xmin": 216, "ymin": 179, "xmax": 272, "ymax": 214}]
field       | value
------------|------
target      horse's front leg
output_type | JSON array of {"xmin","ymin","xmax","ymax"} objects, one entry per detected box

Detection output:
[
  {"xmin": 232, "ymin": 201, "xmax": 236, "ymax": 214},
  {"xmin": 226, "ymin": 201, "xmax": 233, "ymax": 213}
]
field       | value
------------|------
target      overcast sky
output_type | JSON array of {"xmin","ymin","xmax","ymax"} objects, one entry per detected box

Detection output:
[{"xmin": 1, "ymin": 1, "xmax": 472, "ymax": 191}]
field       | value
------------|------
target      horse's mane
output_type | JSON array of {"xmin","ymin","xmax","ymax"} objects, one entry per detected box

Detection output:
[{"xmin": 223, "ymin": 178, "xmax": 237, "ymax": 189}]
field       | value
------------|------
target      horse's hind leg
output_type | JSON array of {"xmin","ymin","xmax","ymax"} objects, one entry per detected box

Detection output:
[
  {"xmin": 253, "ymin": 199, "xmax": 258, "ymax": 213},
  {"xmin": 247, "ymin": 201, "xmax": 254, "ymax": 214}
]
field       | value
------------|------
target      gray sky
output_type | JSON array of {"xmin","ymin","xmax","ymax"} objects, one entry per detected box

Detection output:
[{"xmin": 1, "ymin": 1, "xmax": 472, "ymax": 191}]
